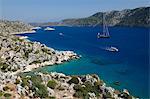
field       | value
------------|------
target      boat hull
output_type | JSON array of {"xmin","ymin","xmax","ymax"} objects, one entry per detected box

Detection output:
[{"xmin": 97, "ymin": 35, "xmax": 110, "ymax": 38}]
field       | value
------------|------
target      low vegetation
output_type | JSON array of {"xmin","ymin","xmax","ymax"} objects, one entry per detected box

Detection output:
[
  {"xmin": 68, "ymin": 76, "xmax": 79, "ymax": 84},
  {"xmin": 47, "ymin": 80, "xmax": 57, "ymax": 89}
]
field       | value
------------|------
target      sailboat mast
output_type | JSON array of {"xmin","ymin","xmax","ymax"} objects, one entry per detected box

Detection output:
[
  {"xmin": 103, "ymin": 14, "xmax": 105, "ymax": 35},
  {"xmin": 97, "ymin": 13, "xmax": 110, "ymax": 38},
  {"xmin": 103, "ymin": 14, "xmax": 110, "ymax": 37}
]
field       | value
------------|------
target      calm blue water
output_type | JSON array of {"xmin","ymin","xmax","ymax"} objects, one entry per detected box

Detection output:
[{"xmin": 18, "ymin": 26, "xmax": 149, "ymax": 98}]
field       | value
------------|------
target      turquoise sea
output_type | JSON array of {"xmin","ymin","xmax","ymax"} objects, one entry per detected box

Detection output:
[{"xmin": 18, "ymin": 26, "xmax": 149, "ymax": 98}]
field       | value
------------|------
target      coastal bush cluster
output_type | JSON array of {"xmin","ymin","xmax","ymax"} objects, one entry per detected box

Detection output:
[
  {"xmin": 20, "ymin": 75, "xmax": 49, "ymax": 98},
  {"xmin": 47, "ymin": 80, "xmax": 57, "ymax": 89},
  {"xmin": 0, "ymin": 91, "xmax": 11, "ymax": 98},
  {"xmin": 68, "ymin": 76, "xmax": 79, "ymax": 84},
  {"xmin": 33, "ymin": 83, "xmax": 48, "ymax": 98},
  {"xmin": 0, "ymin": 63, "xmax": 9, "ymax": 72},
  {"xmin": 73, "ymin": 81, "xmax": 102, "ymax": 98},
  {"xmin": 0, "ymin": 71, "xmax": 135, "ymax": 99}
]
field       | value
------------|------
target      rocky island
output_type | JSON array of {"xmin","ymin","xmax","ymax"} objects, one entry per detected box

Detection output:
[{"xmin": 0, "ymin": 20, "xmax": 137, "ymax": 99}]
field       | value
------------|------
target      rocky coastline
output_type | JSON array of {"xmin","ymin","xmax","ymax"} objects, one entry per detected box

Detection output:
[
  {"xmin": 0, "ymin": 33, "xmax": 80, "ymax": 73},
  {"xmin": 0, "ymin": 72, "xmax": 136, "ymax": 99},
  {"xmin": 0, "ymin": 20, "xmax": 137, "ymax": 99}
]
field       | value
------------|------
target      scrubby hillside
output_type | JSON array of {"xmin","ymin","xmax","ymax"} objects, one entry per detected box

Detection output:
[
  {"xmin": 0, "ymin": 20, "xmax": 34, "ymax": 34},
  {"xmin": 62, "ymin": 7, "xmax": 150, "ymax": 27}
]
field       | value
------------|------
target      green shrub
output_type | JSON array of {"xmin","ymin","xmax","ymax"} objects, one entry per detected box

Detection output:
[
  {"xmin": 127, "ymin": 95, "xmax": 133, "ymax": 99},
  {"xmin": 73, "ymin": 84, "xmax": 84, "ymax": 92},
  {"xmin": 47, "ymin": 96, "xmax": 56, "ymax": 99},
  {"xmin": 21, "ymin": 77, "xmax": 30, "ymax": 87},
  {"xmin": 30, "ymin": 75, "xmax": 49, "ymax": 98},
  {"xmin": 29, "ymin": 60, "xmax": 41, "ymax": 65},
  {"xmin": 34, "ymin": 50, "xmax": 40, "ymax": 54},
  {"xmin": 91, "ymin": 74, "xmax": 99, "ymax": 80},
  {"xmin": 84, "ymin": 81, "xmax": 93, "ymax": 92},
  {"xmin": 85, "ymin": 81, "xmax": 101, "ymax": 96},
  {"xmin": 0, "ymin": 91, "xmax": 3, "ymax": 97},
  {"xmin": 24, "ymin": 52, "xmax": 29, "ymax": 58},
  {"xmin": 15, "ymin": 79, "xmax": 20, "ymax": 84},
  {"xmin": 34, "ymin": 83, "xmax": 48, "ymax": 98},
  {"xmin": 94, "ymin": 80, "xmax": 104, "ymax": 87},
  {"xmin": 73, "ymin": 84, "xmax": 91, "ymax": 98},
  {"xmin": 104, "ymin": 92, "xmax": 112, "ymax": 98},
  {"xmin": 24, "ymin": 49, "xmax": 32, "ymax": 58},
  {"xmin": 30, "ymin": 75, "xmax": 42, "ymax": 85},
  {"xmin": 12, "ymin": 68, "xmax": 18, "ymax": 72},
  {"xmin": 73, "ymin": 91, "xmax": 84, "ymax": 98},
  {"xmin": 47, "ymin": 80, "xmax": 57, "ymax": 89},
  {"xmin": 68, "ymin": 76, "xmax": 79, "ymax": 84},
  {"xmin": 14, "ymin": 46, "xmax": 20, "ymax": 51},
  {"xmin": 42, "ymin": 48, "xmax": 51, "ymax": 54},
  {"xmin": 4, "ymin": 93, "xmax": 11, "ymax": 97},
  {"xmin": 0, "ymin": 63, "xmax": 9, "ymax": 72},
  {"xmin": 73, "ymin": 81, "xmax": 101, "ymax": 98}
]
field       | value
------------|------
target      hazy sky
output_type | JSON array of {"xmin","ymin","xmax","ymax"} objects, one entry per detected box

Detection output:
[{"xmin": 0, "ymin": 0, "xmax": 149, "ymax": 22}]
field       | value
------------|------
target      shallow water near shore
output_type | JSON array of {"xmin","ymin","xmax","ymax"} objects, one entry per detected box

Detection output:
[{"xmin": 18, "ymin": 26, "xmax": 149, "ymax": 98}]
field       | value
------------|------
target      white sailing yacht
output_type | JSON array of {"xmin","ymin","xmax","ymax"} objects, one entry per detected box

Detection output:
[
  {"xmin": 97, "ymin": 14, "xmax": 119, "ymax": 52},
  {"xmin": 97, "ymin": 14, "xmax": 110, "ymax": 38}
]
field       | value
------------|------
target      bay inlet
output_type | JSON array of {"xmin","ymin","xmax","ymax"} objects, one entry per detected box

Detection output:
[{"xmin": 18, "ymin": 26, "xmax": 149, "ymax": 98}]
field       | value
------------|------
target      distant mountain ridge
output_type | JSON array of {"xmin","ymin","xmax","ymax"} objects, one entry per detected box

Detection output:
[
  {"xmin": 31, "ymin": 7, "xmax": 150, "ymax": 27},
  {"xmin": 62, "ymin": 7, "xmax": 150, "ymax": 27}
]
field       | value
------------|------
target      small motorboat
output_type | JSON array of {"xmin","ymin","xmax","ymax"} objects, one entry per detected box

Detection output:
[
  {"xmin": 44, "ymin": 27, "xmax": 55, "ymax": 31},
  {"xmin": 32, "ymin": 27, "xmax": 41, "ymax": 30},
  {"xmin": 105, "ymin": 46, "xmax": 119, "ymax": 52},
  {"xmin": 59, "ymin": 33, "xmax": 64, "ymax": 36}
]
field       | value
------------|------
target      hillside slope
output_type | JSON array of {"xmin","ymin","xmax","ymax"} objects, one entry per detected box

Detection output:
[
  {"xmin": 0, "ymin": 20, "xmax": 34, "ymax": 34},
  {"xmin": 62, "ymin": 7, "xmax": 149, "ymax": 27}
]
